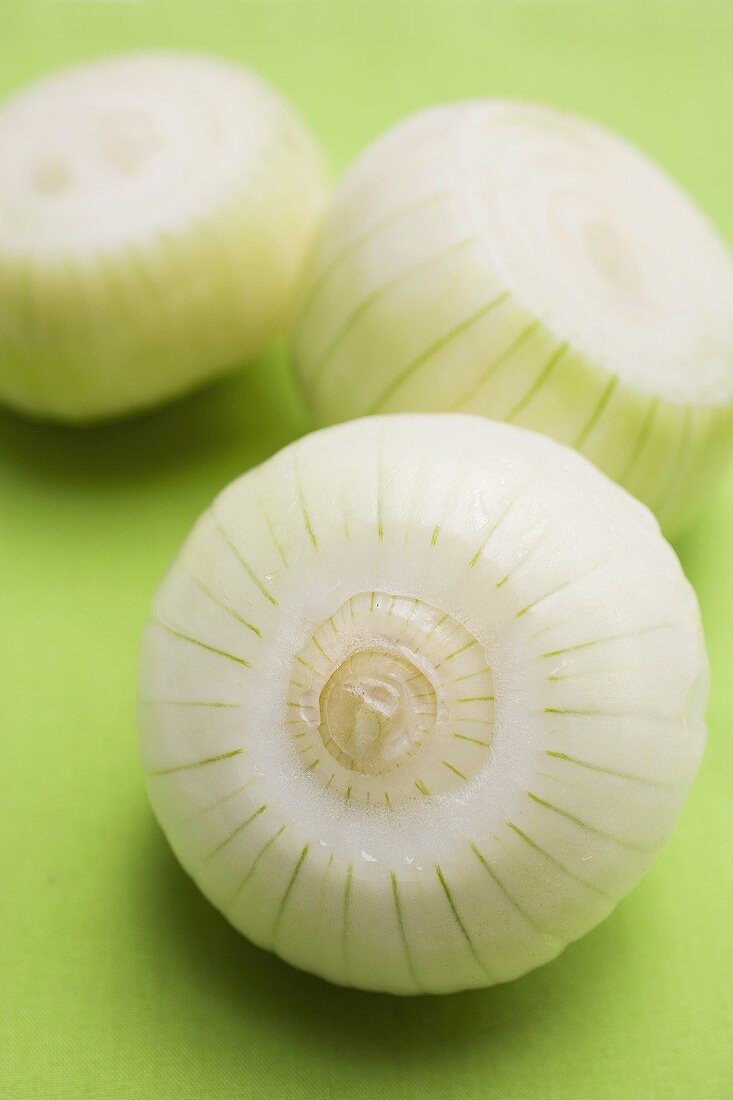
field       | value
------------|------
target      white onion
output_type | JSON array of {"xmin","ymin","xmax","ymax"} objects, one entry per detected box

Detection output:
[
  {"xmin": 0, "ymin": 52, "xmax": 327, "ymax": 421},
  {"xmin": 292, "ymin": 100, "xmax": 733, "ymax": 534},
  {"xmin": 139, "ymin": 414, "xmax": 707, "ymax": 994}
]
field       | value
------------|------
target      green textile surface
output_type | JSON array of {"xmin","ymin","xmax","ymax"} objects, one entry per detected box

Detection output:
[{"xmin": 2, "ymin": 2, "xmax": 732, "ymax": 1097}]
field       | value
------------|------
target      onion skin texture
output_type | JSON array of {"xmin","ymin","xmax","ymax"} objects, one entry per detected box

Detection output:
[
  {"xmin": 138, "ymin": 415, "xmax": 707, "ymax": 995},
  {"xmin": 0, "ymin": 52, "xmax": 327, "ymax": 422},
  {"xmin": 291, "ymin": 100, "xmax": 733, "ymax": 536}
]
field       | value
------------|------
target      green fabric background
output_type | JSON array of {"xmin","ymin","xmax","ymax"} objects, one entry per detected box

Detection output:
[{"xmin": 1, "ymin": 2, "xmax": 732, "ymax": 1097}]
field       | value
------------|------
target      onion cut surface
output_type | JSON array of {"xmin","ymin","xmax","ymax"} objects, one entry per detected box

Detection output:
[
  {"xmin": 0, "ymin": 52, "xmax": 327, "ymax": 421},
  {"xmin": 139, "ymin": 415, "xmax": 707, "ymax": 995},
  {"xmin": 291, "ymin": 100, "xmax": 733, "ymax": 535}
]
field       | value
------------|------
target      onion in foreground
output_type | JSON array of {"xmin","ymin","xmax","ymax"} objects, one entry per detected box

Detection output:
[
  {"xmin": 0, "ymin": 52, "xmax": 327, "ymax": 421},
  {"xmin": 292, "ymin": 100, "xmax": 733, "ymax": 535},
  {"xmin": 139, "ymin": 414, "xmax": 707, "ymax": 995}
]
